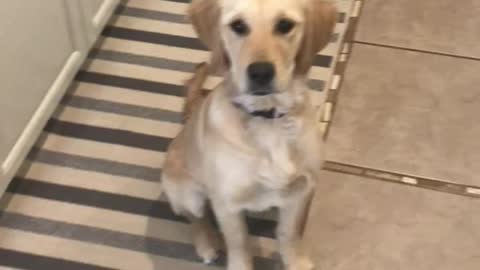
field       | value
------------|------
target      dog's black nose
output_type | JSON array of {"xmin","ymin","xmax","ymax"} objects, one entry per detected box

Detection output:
[{"xmin": 247, "ymin": 62, "xmax": 275, "ymax": 88}]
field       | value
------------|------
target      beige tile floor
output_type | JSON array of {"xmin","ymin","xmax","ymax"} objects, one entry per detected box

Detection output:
[
  {"xmin": 312, "ymin": 0, "xmax": 480, "ymax": 269},
  {"xmin": 354, "ymin": 0, "xmax": 480, "ymax": 59},
  {"xmin": 305, "ymin": 171, "xmax": 480, "ymax": 270},
  {"xmin": 327, "ymin": 44, "xmax": 480, "ymax": 186}
]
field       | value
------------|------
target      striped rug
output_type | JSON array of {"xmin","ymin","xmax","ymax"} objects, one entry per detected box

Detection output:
[{"xmin": 0, "ymin": 0, "xmax": 356, "ymax": 269}]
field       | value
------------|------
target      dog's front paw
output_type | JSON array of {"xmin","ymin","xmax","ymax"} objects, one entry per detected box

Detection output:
[{"xmin": 286, "ymin": 256, "xmax": 315, "ymax": 270}]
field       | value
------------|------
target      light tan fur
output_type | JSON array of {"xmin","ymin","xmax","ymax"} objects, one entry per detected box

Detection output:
[
  {"xmin": 162, "ymin": 1, "xmax": 336, "ymax": 270},
  {"xmin": 183, "ymin": 62, "xmax": 210, "ymax": 122}
]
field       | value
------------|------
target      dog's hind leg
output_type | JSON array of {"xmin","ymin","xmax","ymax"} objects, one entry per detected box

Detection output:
[
  {"xmin": 163, "ymin": 173, "xmax": 221, "ymax": 264},
  {"xmin": 163, "ymin": 176, "xmax": 221, "ymax": 264}
]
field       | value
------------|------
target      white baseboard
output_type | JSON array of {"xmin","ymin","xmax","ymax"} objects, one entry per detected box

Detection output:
[
  {"xmin": 0, "ymin": 51, "xmax": 85, "ymax": 196},
  {"xmin": 93, "ymin": 0, "xmax": 120, "ymax": 30}
]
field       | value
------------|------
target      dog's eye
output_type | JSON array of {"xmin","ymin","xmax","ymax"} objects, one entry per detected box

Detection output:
[
  {"xmin": 275, "ymin": 19, "xmax": 295, "ymax": 35},
  {"xmin": 229, "ymin": 19, "xmax": 249, "ymax": 36}
]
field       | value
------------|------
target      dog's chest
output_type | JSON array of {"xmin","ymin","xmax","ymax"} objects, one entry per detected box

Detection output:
[{"xmin": 213, "ymin": 119, "xmax": 313, "ymax": 211}]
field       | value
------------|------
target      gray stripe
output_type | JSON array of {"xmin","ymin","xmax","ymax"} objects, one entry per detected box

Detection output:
[
  {"xmin": 76, "ymin": 71, "xmax": 185, "ymax": 97},
  {"xmin": 62, "ymin": 94, "xmax": 183, "ymax": 123},
  {"xmin": 308, "ymin": 79, "xmax": 325, "ymax": 92},
  {"xmin": 117, "ymin": 5, "xmax": 187, "ymax": 24},
  {"xmin": 89, "ymin": 49, "xmax": 197, "ymax": 73},
  {"xmin": 45, "ymin": 119, "xmax": 171, "ymax": 152},
  {"xmin": 0, "ymin": 248, "xmax": 116, "ymax": 270},
  {"xmin": 102, "ymin": 26, "xmax": 206, "ymax": 50},
  {"xmin": 27, "ymin": 148, "xmax": 160, "ymax": 182},
  {"xmin": 0, "ymin": 212, "xmax": 276, "ymax": 269}
]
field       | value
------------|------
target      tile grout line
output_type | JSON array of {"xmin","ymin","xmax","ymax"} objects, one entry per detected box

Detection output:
[
  {"xmin": 352, "ymin": 40, "xmax": 480, "ymax": 62},
  {"xmin": 323, "ymin": 161, "xmax": 480, "ymax": 199}
]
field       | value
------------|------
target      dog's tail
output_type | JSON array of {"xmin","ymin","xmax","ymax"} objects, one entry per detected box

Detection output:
[{"xmin": 183, "ymin": 62, "xmax": 210, "ymax": 122}]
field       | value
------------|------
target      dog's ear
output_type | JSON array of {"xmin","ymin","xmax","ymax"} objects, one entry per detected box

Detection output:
[
  {"xmin": 295, "ymin": 0, "xmax": 337, "ymax": 75},
  {"xmin": 188, "ymin": 0, "xmax": 228, "ymax": 73}
]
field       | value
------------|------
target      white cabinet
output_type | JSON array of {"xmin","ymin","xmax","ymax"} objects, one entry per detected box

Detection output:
[{"xmin": 0, "ymin": 0, "xmax": 119, "ymax": 194}]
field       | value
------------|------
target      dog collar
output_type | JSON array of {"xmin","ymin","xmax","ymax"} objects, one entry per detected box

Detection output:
[
  {"xmin": 232, "ymin": 102, "xmax": 286, "ymax": 119},
  {"xmin": 250, "ymin": 108, "xmax": 285, "ymax": 119}
]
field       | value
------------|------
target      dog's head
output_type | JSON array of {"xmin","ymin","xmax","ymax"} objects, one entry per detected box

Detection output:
[{"xmin": 189, "ymin": 0, "xmax": 336, "ymax": 105}]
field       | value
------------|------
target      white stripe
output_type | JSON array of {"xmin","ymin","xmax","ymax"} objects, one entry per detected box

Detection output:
[
  {"xmin": 73, "ymin": 82, "xmax": 184, "ymax": 113},
  {"xmin": 99, "ymin": 37, "xmax": 209, "ymax": 63},
  {"xmin": 401, "ymin": 176, "xmax": 418, "ymax": 185},
  {"xmin": 466, "ymin": 187, "xmax": 480, "ymax": 195},
  {"xmin": 86, "ymin": 59, "xmax": 221, "ymax": 90},
  {"xmin": 114, "ymin": 15, "xmax": 196, "ymax": 38},
  {"xmin": 56, "ymin": 106, "xmax": 181, "ymax": 138},
  {"xmin": 38, "ymin": 132, "xmax": 166, "ymax": 168},
  {"xmin": 352, "ymin": 0, "xmax": 362, "ymax": 17},
  {"xmin": 126, "ymin": 0, "xmax": 188, "ymax": 15},
  {"xmin": 323, "ymin": 102, "xmax": 333, "ymax": 122},
  {"xmin": 22, "ymin": 162, "xmax": 163, "ymax": 199},
  {"xmin": 309, "ymin": 66, "xmax": 330, "ymax": 81},
  {"xmin": 330, "ymin": 74, "xmax": 341, "ymax": 90}
]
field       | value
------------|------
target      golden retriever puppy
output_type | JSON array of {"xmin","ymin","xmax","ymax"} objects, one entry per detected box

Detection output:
[{"xmin": 162, "ymin": 1, "xmax": 336, "ymax": 269}]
